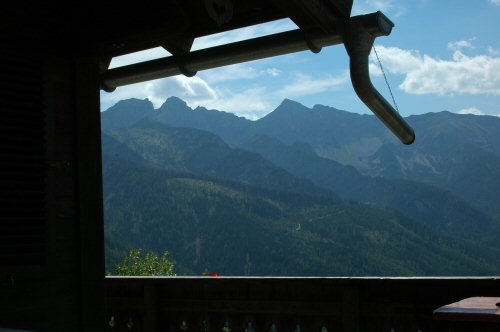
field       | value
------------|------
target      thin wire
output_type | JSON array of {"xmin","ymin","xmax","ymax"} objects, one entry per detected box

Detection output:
[{"xmin": 373, "ymin": 45, "xmax": 400, "ymax": 113}]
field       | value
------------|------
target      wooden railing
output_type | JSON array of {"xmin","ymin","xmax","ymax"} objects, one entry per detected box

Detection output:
[{"xmin": 106, "ymin": 277, "xmax": 500, "ymax": 332}]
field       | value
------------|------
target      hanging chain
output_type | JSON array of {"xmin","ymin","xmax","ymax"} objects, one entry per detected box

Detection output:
[{"xmin": 373, "ymin": 45, "xmax": 400, "ymax": 113}]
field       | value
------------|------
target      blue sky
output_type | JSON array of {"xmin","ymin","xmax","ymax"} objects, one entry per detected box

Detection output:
[{"xmin": 100, "ymin": 0, "xmax": 500, "ymax": 120}]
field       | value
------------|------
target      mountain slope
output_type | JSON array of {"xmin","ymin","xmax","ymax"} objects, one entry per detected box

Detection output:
[
  {"xmin": 367, "ymin": 112, "xmax": 500, "ymax": 219},
  {"xmin": 239, "ymin": 134, "xmax": 500, "ymax": 245},
  {"xmin": 103, "ymin": 154, "xmax": 500, "ymax": 276},
  {"xmin": 104, "ymin": 118, "xmax": 334, "ymax": 199}
]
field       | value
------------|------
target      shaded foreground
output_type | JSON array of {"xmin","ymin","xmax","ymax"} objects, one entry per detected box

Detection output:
[{"xmin": 106, "ymin": 276, "xmax": 500, "ymax": 331}]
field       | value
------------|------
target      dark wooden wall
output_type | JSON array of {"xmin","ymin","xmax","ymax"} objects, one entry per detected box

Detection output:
[
  {"xmin": 0, "ymin": 30, "xmax": 105, "ymax": 331},
  {"xmin": 0, "ymin": 3, "xmax": 289, "ymax": 330},
  {"xmin": 0, "ymin": 2, "xmax": 352, "ymax": 330}
]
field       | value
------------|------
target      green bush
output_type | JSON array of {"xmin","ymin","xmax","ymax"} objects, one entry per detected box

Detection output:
[{"xmin": 114, "ymin": 248, "xmax": 176, "ymax": 276}]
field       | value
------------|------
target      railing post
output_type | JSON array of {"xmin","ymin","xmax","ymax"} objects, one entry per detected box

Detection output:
[
  {"xmin": 144, "ymin": 282, "xmax": 158, "ymax": 332},
  {"xmin": 342, "ymin": 286, "xmax": 360, "ymax": 332}
]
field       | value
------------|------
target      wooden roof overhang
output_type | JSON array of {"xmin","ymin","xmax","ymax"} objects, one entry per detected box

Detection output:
[{"xmin": 7, "ymin": 0, "xmax": 414, "ymax": 143}]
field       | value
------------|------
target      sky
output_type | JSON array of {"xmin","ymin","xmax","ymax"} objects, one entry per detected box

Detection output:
[{"xmin": 100, "ymin": 0, "xmax": 500, "ymax": 120}]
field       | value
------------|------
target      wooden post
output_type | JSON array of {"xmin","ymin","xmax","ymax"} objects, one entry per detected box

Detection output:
[
  {"xmin": 75, "ymin": 57, "xmax": 106, "ymax": 332},
  {"xmin": 342, "ymin": 285, "xmax": 360, "ymax": 332},
  {"xmin": 144, "ymin": 282, "xmax": 159, "ymax": 331}
]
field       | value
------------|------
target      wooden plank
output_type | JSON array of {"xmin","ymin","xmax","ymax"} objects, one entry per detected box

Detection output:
[
  {"xmin": 75, "ymin": 57, "xmax": 106, "ymax": 332},
  {"xmin": 272, "ymin": 0, "xmax": 352, "ymax": 32}
]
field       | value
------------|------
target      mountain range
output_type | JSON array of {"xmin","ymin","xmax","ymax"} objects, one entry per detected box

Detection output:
[{"xmin": 101, "ymin": 96, "xmax": 500, "ymax": 276}]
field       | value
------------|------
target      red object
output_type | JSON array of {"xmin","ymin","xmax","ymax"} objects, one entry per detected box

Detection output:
[{"xmin": 209, "ymin": 272, "xmax": 220, "ymax": 277}]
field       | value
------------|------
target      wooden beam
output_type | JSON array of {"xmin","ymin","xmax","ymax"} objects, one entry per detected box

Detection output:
[
  {"xmin": 272, "ymin": 0, "xmax": 353, "ymax": 33},
  {"xmin": 75, "ymin": 57, "xmax": 106, "ymax": 332}
]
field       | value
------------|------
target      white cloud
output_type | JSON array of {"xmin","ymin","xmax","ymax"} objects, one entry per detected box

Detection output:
[
  {"xmin": 489, "ymin": 0, "xmax": 500, "ymax": 6},
  {"xmin": 487, "ymin": 46, "xmax": 500, "ymax": 56},
  {"xmin": 199, "ymin": 64, "xmax": 260, "ymax": 84},
  {"xmin": 369, "ymin": 46, "xmax": 500, "ymax": 96},
  {"xmin": 100, "ymin": 74, "xmax": 275, "ymax": 119},
  {"xmin": 277, "ymin": 72, "xmax": 349, "ymax": 98},
  {"xmin": 458, "ymin": 107, "xmax": 485, "ymax": 116},
  {"xmin": 353, "ymin": 0, "xmax": 406, "ymax": 17},
  {"xmin": 369, "ymin": 58, "xmax": 383, "ymax": 77},
  {"xmin": 100, "ymin": 76, "xmax": 219, "ymax": 111},
  {"xmin": 458, "ymin": 107, "xmax": 500, "ymax": 117},
  {"xmin": 149, "ymin": 70, "xmax": 351, "ymax": 118},
  {"xmin": 370, "ymin": 46, "xmax": 422, "ymax": 75},
  {"xmin": 146, "ymin": 76, "xmax": 219, "ymax": 108},
  {"xmin": 266, "ymin": 68, "xmax": 282, "ymax": 77},
  {"xmin": 365, "ymin": 0, "xmax": 396, "ymax": 11},
  {"xmin": 199, "ymin": 87, "xmax": 273, "ymax": 120},
  {"xmin": 197, "ymin": 64, "xmax": 282, "ymax": 85},
  {"xmin": 447, "ymin": 38, "xmax": 475, "ymax": 51}
]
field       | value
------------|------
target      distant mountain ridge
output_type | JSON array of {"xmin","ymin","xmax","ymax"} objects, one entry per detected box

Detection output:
[
  {"xmin": 103, "ymin": 97, "xmax": 253, "ymax": 145},
  {"xmin": 101, "ymin": 96, "xmax": 500, "ymax": 275},
  {"xmin": 102, "ymin": 96, "xmax": 500, "ymax": 220}
]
